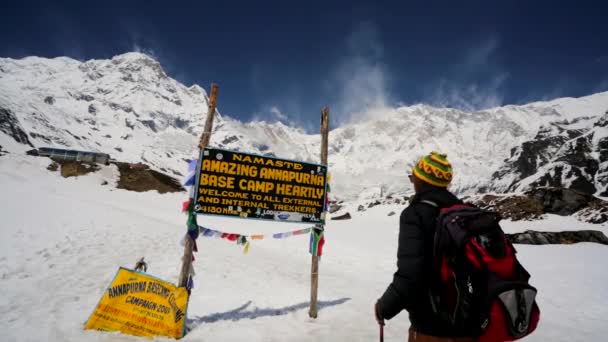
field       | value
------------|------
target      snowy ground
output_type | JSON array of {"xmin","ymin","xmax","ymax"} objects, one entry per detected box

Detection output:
[{"xmin": 1, "ymin": 154, "xmax": 607, "ymax": 342}]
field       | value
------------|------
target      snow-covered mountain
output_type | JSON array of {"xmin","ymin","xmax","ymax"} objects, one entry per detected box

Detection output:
[
  {"xmin": 491, "ymin": 113, "xmax": 608, "ymax": 196},
  {"xmin": 1, "ymin": 52, "xmax": 607, "ymax": 199}
]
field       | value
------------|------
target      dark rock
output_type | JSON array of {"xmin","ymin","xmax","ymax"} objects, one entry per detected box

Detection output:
[
  {"xmin": 47, "ymin": 162, "xmax": 59, "ymax": 172},
  {"xmin": 575, "ymin": 201, "xmax": 608, "ymax": 224},
  {"xmin": 175, "ymin": 118, "xmax": 189, "ymax": 129},
  {"xmin": 329, "ymin": 203, "xmax": 343, "ymax": 213},
  {"xmin": 506, "ymin": 230, "xmax": 608, "ymax": 245},
  {"xmin": 125, "ymin": 119, "xmax": 135, "ymax": 130},
  {"xmin": 368, "ymin": 200, "xmax": 381, "ymax": 208},
  {"xmin": 101, "ymin": 180, "xmax": 108, "ymax": 185},
  {"xmin": 44, "ymin": 96, "xmax": 55, "ymax": 105},
  {"xmin": 598, "ymin": 137, "xmax": 608, "ymax": 163},
  {"xmin": 332, "ymin": 212, "xmax": 352, "ymax": 220},
  {"xmin": 0, "ymin": 108, "xmax": 34, "ymax": 146},
  {"xmin": 88, "ymin": 104, "xmax": 97, "ymax": 114},
  {"xmin": 76, "ymin": 94, "xmax": 94, "ymax": 102},
  {"xmin": 357, "ymin": 205, "xmax": 366, "ymax": 212},
  {"xmin": 29, "ymin": 132, "xmax": 52, "ymax": 144},
  {"xmin": 222, "ymin": 135, "xmax": 239, "ymax": 145},
  {"xmin": 256, "ymin": 144, "xmax": 270, "ymax": 152},
  {"xmin": 472, "ymin": 188, "xmax": 608, "ymax": 224},
  {"xmin": 121, "ymin": 134, "xmax": 132, "ymax": 140},
  {"xmin": 103, "ymin": 134, "xmax": 111, "ymax": 138},
  {"xmin": 388, "ymin": 211, "xmax": 396, "ymax": 216},
  {"xmin": 139, "ymin": 120, "xmax": 157, "ymax": 132},
  {"xmin": 526, "ymin": 187, "xmax": 593, "ymax": 216},
  {"xmin": 114, "ymin": 147, "xmax": 123, "ymax": 152},
  {"xmin": 594, "ymin": 111, "xmax": 608, "ymax": 128}
]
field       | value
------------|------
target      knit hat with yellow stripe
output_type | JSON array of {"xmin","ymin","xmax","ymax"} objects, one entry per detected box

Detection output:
[{"xmin": 412, "ymin": 152, "xmax": 453, "ymax": 187}]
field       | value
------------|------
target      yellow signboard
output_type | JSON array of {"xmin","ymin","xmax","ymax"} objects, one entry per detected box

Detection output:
[{"xmin": 84, "ymin": 268, "xmax": 189, "ymax": 339}]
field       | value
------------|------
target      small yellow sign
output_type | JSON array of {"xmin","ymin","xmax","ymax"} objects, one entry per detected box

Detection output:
[{"xmin": 84, "ymin": 268, "xmax": 189, "ymax": 339}]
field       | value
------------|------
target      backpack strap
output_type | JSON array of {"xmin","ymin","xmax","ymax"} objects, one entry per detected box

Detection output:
[{"xmin": 420, "ymin": 200, "xmax": 439, "ymax": 208}]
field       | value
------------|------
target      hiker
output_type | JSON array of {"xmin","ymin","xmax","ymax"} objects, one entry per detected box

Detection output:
[
  {"xmin": 375, "ymin": 152, "xmax": 540, "ymax": 342},
  {"xmin": 374, "ymin": 152, "xmax": 473, "ymax": 341}
]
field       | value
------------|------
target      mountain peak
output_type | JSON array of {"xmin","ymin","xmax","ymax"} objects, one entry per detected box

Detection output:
[{"xmin": 111, "ymin": 52, "xmax": 158, "ymax": 64}]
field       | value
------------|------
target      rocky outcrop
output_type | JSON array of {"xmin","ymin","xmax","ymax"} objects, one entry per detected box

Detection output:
[
  {"xmin": 60, "ymin": 162, "xmax": 100, "ymax": 177},
  {"xmin": 507, "ymin": 230, "xmax": 608, "ymax": 245},
  {"xmin": 472, "ymin": 187, "xmax": 608, "ymax": 223},
  {"xmin": 526, "ymin": 187, "xmax": 598, "ymax": 215},
  {"xmin": 0, "ymin": 107, "xmax": 33, "ymax": 146},
  {"xmin": 491, "ymin": 113, "xmax": 608, "ymax": 196},
  {"xmin": 473, "ymin": 194, "xmax": 545, "ymax": 221},
  {"xmin": 329, "ymin": 202, "xmax": 343, "ymax": 213},
  {"xmin": 114, "ymin": 162, "xmax": 184, "ymax": 194},
  {"xmin": 331, "ymin": 212, "xmax": 352, "ymax": 220}
]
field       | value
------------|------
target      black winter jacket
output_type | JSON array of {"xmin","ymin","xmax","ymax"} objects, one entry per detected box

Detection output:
[{"xmin": 377, "ymin": 186, "xmax": 462, "ymax": 336}]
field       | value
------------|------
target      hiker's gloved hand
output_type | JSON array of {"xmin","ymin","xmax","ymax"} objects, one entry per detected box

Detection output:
[{"xmin": 375, "ymin": 300, "xmax": 385, "ymax": 326}]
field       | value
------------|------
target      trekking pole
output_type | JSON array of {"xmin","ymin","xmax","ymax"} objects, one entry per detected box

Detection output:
[{"xmin": 379, "ymin": 322, "xmax": 384, "ymax": 342}]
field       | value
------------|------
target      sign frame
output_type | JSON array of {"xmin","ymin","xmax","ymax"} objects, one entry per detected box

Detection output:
[{"xmin": 192, "ymin": 147, "xmax": 328, "ymax": 224}]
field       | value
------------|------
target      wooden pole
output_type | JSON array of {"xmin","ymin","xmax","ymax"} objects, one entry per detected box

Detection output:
[
  {"xmin": 178, "ymin": 83, "xmax": 219, "ymax": 288},
  {"xmin": 309, "ymin": 106, "xmax": 329, "ymax": 318}
]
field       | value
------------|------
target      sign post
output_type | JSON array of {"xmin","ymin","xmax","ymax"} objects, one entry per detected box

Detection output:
[
  {"xmin": 178, "ymin": 83, "xmax": 219, "ymax": 288},
  {"xmin": 309, "ymin": 106, "xmax": 329, "ymax": 318}
]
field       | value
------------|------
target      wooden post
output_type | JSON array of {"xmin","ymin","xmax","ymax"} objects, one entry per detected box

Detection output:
[
  {"xmin": 309, "ymin": 106, "xmax": 329, "ymax": 318},
  {"xmin": 178, "ymin": 83, "xmax": 219, "ymax": 288}
]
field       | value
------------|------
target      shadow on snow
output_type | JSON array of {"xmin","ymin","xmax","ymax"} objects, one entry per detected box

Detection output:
[{"xmin": 186, "ymin": 297, "xmax": 351, "ymax": 331}]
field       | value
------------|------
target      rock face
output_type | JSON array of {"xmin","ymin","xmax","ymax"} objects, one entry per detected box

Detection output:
[
  {"xmin": 491, "ymin": 113, "xmax": 608, "ymax": 196},
  {"xmin": 526, "ymin": 187, "xmax": 597, "ymax": 216},
  {"xmin": 0, "ymin": 107, "xmax": 33, "ymax": 147},
  {"xmin": 507, "ymin": 230, "xmax": 608, "ymax": 245},
  {"xmin": 471, "ymin": 187, "xmax": 608, "ymax": 224}
]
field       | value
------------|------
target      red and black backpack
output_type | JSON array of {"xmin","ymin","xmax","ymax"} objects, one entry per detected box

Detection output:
[{"xmin": 421, "ymin": 201, "xmax": 540, "ymax": 341}]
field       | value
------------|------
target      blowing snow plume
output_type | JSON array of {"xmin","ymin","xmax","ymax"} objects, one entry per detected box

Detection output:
[{"xmin": 327, "ymin": 22, "xmax": 392, "ymax": 126}]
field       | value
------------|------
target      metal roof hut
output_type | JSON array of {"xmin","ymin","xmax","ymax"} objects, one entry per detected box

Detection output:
[{"xmin": 30, "ymin": 147, "xmax": 111, "ymax": 165}]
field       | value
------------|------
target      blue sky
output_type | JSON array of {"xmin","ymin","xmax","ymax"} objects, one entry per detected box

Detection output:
[{"xmin": 2, "ymin": 0, "xmax": 607, "ymax": 130}]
